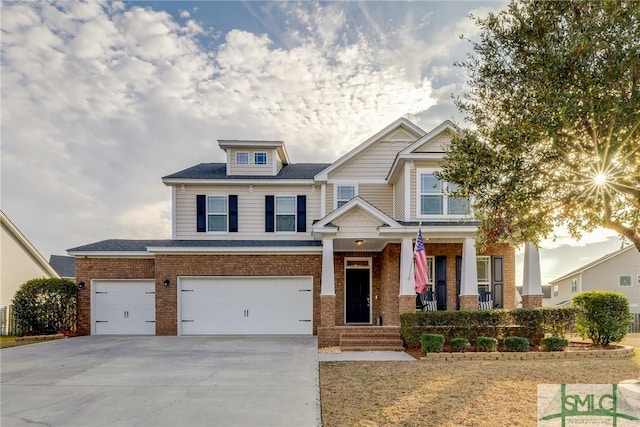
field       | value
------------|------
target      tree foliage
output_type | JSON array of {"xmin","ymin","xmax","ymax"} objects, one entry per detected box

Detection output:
[
  {"xmin": 440, "ymin": 0, "xmax": 640, "ymax": 250},
  {"xmin": 12, "ymin": 278, "xmax": 77, "ymax": 335}
]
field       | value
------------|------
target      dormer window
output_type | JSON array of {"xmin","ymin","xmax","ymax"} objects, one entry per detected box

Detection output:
[
  {"xmin": 254, "ymin": 152, "xmax": 267, "ymax": 165},
  {"xmin": 236, "ymin": 152, "xmax": 249, "ymax": 165}
]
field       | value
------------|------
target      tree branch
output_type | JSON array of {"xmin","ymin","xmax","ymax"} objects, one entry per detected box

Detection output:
[{"xmin": 603, "ymin": 192, "xmax": 640, "ymax": 251}]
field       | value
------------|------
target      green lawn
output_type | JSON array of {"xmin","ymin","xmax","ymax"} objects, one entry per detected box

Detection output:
[{"xmin": 0, "ymin": 335, "xmax": 64, "ymax": 349}]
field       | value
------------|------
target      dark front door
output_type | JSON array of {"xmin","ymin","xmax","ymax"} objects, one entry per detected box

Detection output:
[
  {"xmin": 346, "ymin": 269, "xmax": 370, "ymax": 323},
  {"xmin": 435, "ymin": 256, "xmax": 447, "ymax": 311}
]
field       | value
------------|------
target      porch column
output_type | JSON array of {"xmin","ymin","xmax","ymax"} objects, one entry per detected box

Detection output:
[
  {"xmin": 522, "ymin": 242, "xmax": 543, "ymax": 308},
  {"xmin": 320, "ymin": 237, "xmax": 336, "ymax": 328},
  {"xmin": 398, "ymin": 237, "xmax": 416, "ymax": 315},
  {"xmin": 459, "ymin": 237, "xmax": 479, "ymax": 310}
]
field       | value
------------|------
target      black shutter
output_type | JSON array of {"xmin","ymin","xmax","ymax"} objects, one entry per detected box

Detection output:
[
  {"xmin": 265, "ymin": 195, "xmax": 274, "ymax": 232},
  {"xmin": 296, "ymin": 195, "xmax": 306, "ymax": 232},
  {"xmin": 492, "ymin": 256, "xmax": 504, "ymax": 309},
  {"xmin": 228, "ymin": 195, "xmax": 238, "ymax": 232},
  {"xmin": 196, "ymin": 195, "xmax": 206, "ymax": 232}
]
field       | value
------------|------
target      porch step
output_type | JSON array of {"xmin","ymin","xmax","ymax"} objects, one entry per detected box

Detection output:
[{"xmin": 339, "ymin": 326, "xmax": 404, "ymax": 352}]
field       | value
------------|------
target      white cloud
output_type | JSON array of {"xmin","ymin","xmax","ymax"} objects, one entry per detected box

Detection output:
[{"xmin": 0, "ymin": 1, "xmax": 510, "ymax": 261}]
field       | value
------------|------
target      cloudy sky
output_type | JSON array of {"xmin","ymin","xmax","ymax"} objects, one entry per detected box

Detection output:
[{"xmin": 1, "ymin": 1, "xmax": 625, "ymax": 285}]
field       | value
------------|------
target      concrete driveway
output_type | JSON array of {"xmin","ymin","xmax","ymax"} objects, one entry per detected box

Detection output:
[{"xmin": 1, "ymin": 336, "xmax": 320, "ymax": 427}]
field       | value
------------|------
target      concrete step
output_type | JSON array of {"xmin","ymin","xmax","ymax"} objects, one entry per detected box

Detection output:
[{"xmin": 340, "ymin": 346, "xmax": 406, "ymax": 352}]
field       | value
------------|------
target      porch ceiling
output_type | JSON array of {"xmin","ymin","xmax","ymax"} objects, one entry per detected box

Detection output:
[{"xmin": 332, "ymin": 237, "xmax": 467, "ymax": 252}]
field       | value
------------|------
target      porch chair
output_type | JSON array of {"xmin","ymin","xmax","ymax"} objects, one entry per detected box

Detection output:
[
  {"xmin": 478, "ymin": 291, "xmax": 493, "ymax": 310},
  {"xmin": 418, "ymin": 291, "xmax": 438, "ymax": 312}
]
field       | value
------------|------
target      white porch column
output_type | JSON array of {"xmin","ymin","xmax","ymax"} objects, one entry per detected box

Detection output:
[
  {"xmin": 522, "ymin": 242, "xmax": 543, "ymax": 296},
  {"xmin": 460, "ymin": 237, "xmax": 479, "ymax": 296},
  {"xmin": 399, "ymin": 237, "xmax": 414, "ymax": 296},
  {"xmin": 321, "ymin": 237, "xmax": 335, "ymax": 295}
]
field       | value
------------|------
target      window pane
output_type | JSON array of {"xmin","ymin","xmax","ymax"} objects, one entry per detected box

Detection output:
[
  {"xmin": 276, "ymin": 215, "xmax": 295, "ymax": 231},
  {"xmin": 337, "ymin": 186, "xmax": 355, "ymax": 200},
  {"xmin": 448, "ymin": 197, "xmax": 470, "ymax": 215},
  {"xmin": 421, "ymin": 174, "xmax": 442, "ymax": 193},
  {"xmin": 236, "ymin": 152, "xmax": 248, "ymax": 165},
  {"xmin": 276, "ymin": 196, "xmax": 295, "ymax": 213},
  {"xmin": 207, "ymin": 196, "xmax": 227, "ymax": 213},
  {"xmin": 421, "ymin": 195, "xmax": 443, "ymax": 214},
  {"xmin": 208, "ymin": 215, "xmax": 226, "ymax": 231},
  {"xmin": 477, "ymin": 257, "xmax": 490, "ymax": 282},
  {"xmin": 254, "ymin": 152, "xmax": 267, "ymax": 165},
  {"xmin": 337, "ymin": 200, "xmax": 348, "ymax": 208}
]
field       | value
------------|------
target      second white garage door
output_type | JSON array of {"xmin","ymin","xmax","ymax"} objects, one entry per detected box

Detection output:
[{"xmin": 179, "ymin": 276, "xmax": 313, "ymax": 335}]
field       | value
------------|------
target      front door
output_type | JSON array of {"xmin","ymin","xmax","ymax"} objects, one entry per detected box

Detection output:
[{"xmin": 346, "ymin": 269, "xmax": 370, "ymax": 323}]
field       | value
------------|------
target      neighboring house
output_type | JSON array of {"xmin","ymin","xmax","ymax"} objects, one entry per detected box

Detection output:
[
  {"xmin": 516, "ymin": 285, "xmax": 552, "ymax": 307},
  {"xmin": 549, "ymin": 245, "xmax": 640, "ymax": 312},
  {"xmin": 68, "ymin": 118, "xmax": 525, "ymax": 347},
  {"xmin": 1, "ymin": 210, "xmax": 59, "ymax": 309},
  {"xmin": 49, "ymin": 255, "xmax": 76, "ymax": 280}
]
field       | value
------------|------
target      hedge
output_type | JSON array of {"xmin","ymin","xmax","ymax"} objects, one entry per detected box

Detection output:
[
  {"xmin": 573, "ymin": 291, "xmax": 632, "ymax": 346},
  {"xmin": 400, "ymin": 307, "xmax": 579, "ymax": 348},
  {"xmin": 12, "ymin": 278, "xmax": 77, "ymax": 335}
]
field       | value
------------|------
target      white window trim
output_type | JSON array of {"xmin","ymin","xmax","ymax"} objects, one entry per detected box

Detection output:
[
  {"xmin": 553, "ymin": 284, "xmax": 559, "ymax": 297},
  {"xmin": 416, "ymin": 167, "xmax": 470, "ymax": 219},
  {"xmin": 334, "ymin": 183, "xmax": 358, "ymax": 209},
  {"xmin": 477, "ymin": 255, "xmax": 491, "ymax": 294},
  {"xmin": 236, "ymin": 152, "xmax": 249, "ymax": 165},
  {"xmin": 275, "ymin": 195, "xmax": 297, "ymax": 233},
  {"xmin": 619, "ymin": 274, "xmax": 633, "ymax": 287},
  {"xmin": 571, "ymin": 278, "xmax": 578, "ymax": 293},
  {"xmin": 206, "ymin": 195, "xmax": 228, "ymax": 233},
  {"xmin": 254, "ymin": 152, "xmax": 268, "ymax": 166}
]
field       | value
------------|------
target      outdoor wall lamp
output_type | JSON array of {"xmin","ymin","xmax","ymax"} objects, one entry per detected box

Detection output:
[
  {"xmin": 355, "ymin": 240, "xmax": 364, "ymax": 246},
  {"xmin": 163, "ymin": 279, "xmax": 170, "ymax": 287},
  {"xmin": 78, "ymin": 281, "xmax": 85, "ymax": 290}
]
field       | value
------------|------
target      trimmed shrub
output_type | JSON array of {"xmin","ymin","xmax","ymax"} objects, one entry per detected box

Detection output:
[
  {"xmin": 541, "ymin": 337, "xmax": 569, "ymax": 351},
  {"xmin": 510, "ymin": 309, "xmax": 545, "ymax": 345},
  {"xmin": 543, "ymin": 307, "xmax": 580, "ymax": 337},
  {"xmin": 12, "ymin": 278, "xmax": 77, "ymax": 335},
  {"xmin": 450, "ymin": 337, "xmax": 469, "ymax": 352},
  {"xmin": 573, "ymin": 291, "xmax": 633, "ymax": 346},
  {"xmin": 476, "ymin": 336, "xmax": 498, "ymax": 352},
  {"xmin": 421, "ymin": 333, "xmax": 445, "ymax": 354},
  {"xmin": 504, "ymin": 336, "xmax": 529, "ymax": 352}
]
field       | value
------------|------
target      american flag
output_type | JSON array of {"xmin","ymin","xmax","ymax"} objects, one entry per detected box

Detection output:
[{"xmin": 414, "ymin": 229, "xmax": 429, "ymax": 294}]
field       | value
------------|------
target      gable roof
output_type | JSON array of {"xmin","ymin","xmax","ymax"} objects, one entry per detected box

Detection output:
[
  {"xmin": 549, "ymin": 244, "xmax": 637, "ymax": 284},
  {"xmin": 313, "ymin": 196, "xmax": 402, "ymax": 231},
  {"xmin": 1, "ymin": 210, "xmax": 59, "ymax": 278},
  {"xmin": 387, "ymin": 120, "xmax": 460, "ymax": 182},
  {"xmin": 314, "ymin": 117, "xmax": 426, "ymax": 181},
  {"xmin": 162, "ymin": 163, "xmax": 330, "ymax": 183}
]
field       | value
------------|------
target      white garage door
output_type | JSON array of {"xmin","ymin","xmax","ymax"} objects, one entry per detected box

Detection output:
[
  {"xmin": 93, "ymin": 280, "xmax": 156, "ymax": 335},
  {"xmin": 179, "ymin": 277, "xmax": 313, "ymax": 335}
]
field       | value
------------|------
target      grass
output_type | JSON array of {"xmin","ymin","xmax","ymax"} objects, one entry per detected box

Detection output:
[
  {"xmin": 0, "ymin": 335, "xmax": 64, "ymax": 349},
  {"xmin": 319, "ymin": 349, "xmax": 640, "ymax": 427}
]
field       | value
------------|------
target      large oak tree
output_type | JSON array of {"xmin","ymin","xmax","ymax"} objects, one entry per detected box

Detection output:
[{"xmin": 440, "ymin": 0, "xmax": 640, "ymax": 251}]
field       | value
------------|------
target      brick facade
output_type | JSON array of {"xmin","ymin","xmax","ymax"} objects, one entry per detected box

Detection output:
[
  {"xmin": 75, "ymin": 257, "xmax": 156, "ymax": 335},
  {"xmin": 75, "ymin": 242, "xmax": 515, "ymax": 340}
]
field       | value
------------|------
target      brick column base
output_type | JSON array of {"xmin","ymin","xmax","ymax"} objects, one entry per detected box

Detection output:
[
  {"xmin": 459, "ymin": 295, "xmax": 479, "ymax": 310},
  {"xmin": 320, "ymin": 295, "xmax": 336, "ymax": 327},
  {"xmin": 399, "ymin": 295, "xmax": 416, "ymax": 315},
  {"xmin": 521, "ymin": 294, "xmax": 543, "ymax": 308}
]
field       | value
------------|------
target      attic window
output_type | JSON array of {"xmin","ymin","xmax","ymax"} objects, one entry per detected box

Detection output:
[
  {"xmin": 254, "ymin": 152, "xmax": 267, "ymax": 165},
  {"xmin": 236, "ymin": 152, "xmax": 249, "ymax": 165}
]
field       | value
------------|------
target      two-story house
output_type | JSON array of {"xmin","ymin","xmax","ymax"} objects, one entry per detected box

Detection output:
[
  {"xmin": 69, "ymin": 118, "xmax": 534, "ymax": 348},
  {"xmin": 548, "ymin": 245, "xmax": 640, "ymax": 312}
]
